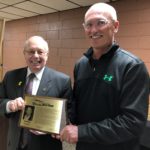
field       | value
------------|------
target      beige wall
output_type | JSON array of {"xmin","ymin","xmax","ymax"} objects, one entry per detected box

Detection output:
[
  {"xmin": 3, "ymin": 0, "xmax": 150, "ymax": 80},
  {"xmin": 0, "ymin": 0, "xmax": 150, "ymax": 149},
  {"xmin": 3, "ymin": 7, "xmax": 88, "ymax": 81}
]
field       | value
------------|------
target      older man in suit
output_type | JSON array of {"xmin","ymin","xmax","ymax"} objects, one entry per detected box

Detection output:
[{"xmin": 0, "ymin": 36, "xmax": 72, "ymax": 150}]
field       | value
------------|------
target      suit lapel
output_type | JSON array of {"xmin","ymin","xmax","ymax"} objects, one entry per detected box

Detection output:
[
  {"xmin": 36, "ymin": 67, "xmax": 52, "ymax": 96},
  {"xmin": 16, "ymin": 68, "xmax": 27, "ymax": 97}
]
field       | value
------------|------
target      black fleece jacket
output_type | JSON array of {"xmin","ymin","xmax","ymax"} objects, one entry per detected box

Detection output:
[{"xmin": 72, "ymin": 44, "xmax": 149, "ymax": 150}]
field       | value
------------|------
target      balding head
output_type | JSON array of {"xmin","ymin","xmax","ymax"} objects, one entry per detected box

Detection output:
[
  {"xmin": 85, "ymin": 3, "xmax": 117, "ymax": 22},
  {"xmin": 24, "ymin": 36, "xmax": 49, "ymax": 53}
]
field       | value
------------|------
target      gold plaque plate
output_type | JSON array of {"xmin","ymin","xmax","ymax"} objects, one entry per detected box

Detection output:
[{"xmin": 19, "ymin": 95, "xmax": 66, "ymax": 134}]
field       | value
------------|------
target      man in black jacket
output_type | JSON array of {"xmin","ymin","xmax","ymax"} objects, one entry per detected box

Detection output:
[{"xmin": 60, "ymin": 2, "xmax": 150, "ymax": 150}]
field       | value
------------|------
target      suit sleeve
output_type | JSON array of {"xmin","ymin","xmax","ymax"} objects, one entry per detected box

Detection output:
[
  {"xmin": 0, "ymin": 72, "xmax": 12, "ymax": 116},
  {"xmin": 0, "ymin": 72, "xmax": 18, "ymax": 118}
]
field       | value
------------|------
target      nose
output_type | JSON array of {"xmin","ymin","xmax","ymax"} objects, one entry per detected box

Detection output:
[
  {"xmin": 90, "ymin": 24, "xmax": 98, "ymax": 33},
  {"xmin": 33, "ymin": 51, "xmax": 39, "ymax": 56}
]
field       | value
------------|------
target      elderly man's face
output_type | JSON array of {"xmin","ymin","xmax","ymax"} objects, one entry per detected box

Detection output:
[{"xmin": 24, "ymin": 38, "xmax": 48, "ymax": 73}]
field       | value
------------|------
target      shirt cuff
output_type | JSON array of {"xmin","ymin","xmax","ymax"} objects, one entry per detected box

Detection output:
[{"xmin": 6, "ymin": 101, "xmax": 11, "ymax": 113}]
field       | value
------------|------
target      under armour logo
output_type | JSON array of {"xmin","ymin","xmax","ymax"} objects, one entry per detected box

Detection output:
[{"xmin": 103, "ymin": 74, "xmax": 113, "ymax": 82}]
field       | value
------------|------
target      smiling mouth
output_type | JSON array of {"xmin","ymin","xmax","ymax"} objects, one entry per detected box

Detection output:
[
  {"xmin": 31, "ymin": 60, "xmax": 41, "ymax": 65},
  {"xmin": 90, "ymin": 34, "xmax": 103, "ymax": 39}
]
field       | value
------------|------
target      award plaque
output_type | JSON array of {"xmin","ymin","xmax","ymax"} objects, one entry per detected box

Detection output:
[{"xmin": 19, "ymin": 95, "xmax": 67, "ymax": 134}]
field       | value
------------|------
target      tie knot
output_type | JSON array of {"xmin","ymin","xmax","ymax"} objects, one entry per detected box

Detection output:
[{"xmin": 28, "ymin": 73, "xmax": 35, "ymax": 79}]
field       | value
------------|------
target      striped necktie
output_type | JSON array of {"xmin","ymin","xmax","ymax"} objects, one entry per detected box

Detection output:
[
  {"xmin": 25, "ymin": 73, "xmax": 35, "ymax": 95},
  {"xmin": 19, "ymin": 73, "xmax": 35, "ymax": 149}
]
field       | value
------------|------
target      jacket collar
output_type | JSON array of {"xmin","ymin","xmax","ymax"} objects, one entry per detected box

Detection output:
[{"xmin": 84, "ymin": 43, "xmax": 119, "ymax": 60}]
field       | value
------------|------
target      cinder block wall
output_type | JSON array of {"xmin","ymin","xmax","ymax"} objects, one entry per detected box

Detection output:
[
  {"xmin": 0, "ymin": 0, "xmax": 150, "ymax": 149},
  {"xmin": 3, "ymin": 7, "xmax": 89, "ymax": 81},
  {"xmin": 3, "ymin": 0, "xmax": 150, "ymax": 80},
  {"xmin": 115, "ymin": 0, "xmax": 150, "ymax": 73}
]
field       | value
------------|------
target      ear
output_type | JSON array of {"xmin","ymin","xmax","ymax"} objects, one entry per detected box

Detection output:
[{"xmin": 113, "ymin": 21, "xmax": 119, "ymax": 33}]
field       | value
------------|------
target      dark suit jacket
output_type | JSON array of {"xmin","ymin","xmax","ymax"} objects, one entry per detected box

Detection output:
[{"xmin": 0, "ymin": 66, "xmax": 72, "ymax": 150}]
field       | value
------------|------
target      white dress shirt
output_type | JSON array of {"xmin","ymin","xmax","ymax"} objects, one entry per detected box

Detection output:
[{"xmin": 26, "ymin": 67, "xmax": 45, "ymax": 95}]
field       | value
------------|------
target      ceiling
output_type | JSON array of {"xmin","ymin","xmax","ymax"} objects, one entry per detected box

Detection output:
[{"xmin": 0, "ymin": 0, "xmax": 118, "ymax": 21}]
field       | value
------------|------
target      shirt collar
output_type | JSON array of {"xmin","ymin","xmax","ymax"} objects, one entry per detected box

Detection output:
[{"xmin": 27, "ymin": 67, "xmax": 45, "ymax": 80}]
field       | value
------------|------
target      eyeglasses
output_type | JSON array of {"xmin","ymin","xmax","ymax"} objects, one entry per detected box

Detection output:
[
  {"xmin": 83, "ymin": 19, "xmax": 111, "ymax": 30},
  {"xmin": 24, "ymin": 49, "xmax": 48, "ymax": 56}
]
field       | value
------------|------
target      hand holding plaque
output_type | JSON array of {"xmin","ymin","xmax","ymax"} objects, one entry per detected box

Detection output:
[{"xmin": 19, "ymin": 95, "xmax": 66, "ymax": 134}]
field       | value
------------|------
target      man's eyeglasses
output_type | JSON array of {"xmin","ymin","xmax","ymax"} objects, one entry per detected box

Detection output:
[
  {"xmin": 83, "ymin": 19, "xmax": 111, "ymax": 30},
  {"xmin": 24, "ymin": 49, "xmax": 48, "ymax": 56}
]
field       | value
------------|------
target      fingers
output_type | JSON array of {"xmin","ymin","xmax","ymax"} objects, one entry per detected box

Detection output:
[
  {"xmin": 60, "ymin": 131, "xmax": 71, "ymax": 143},
  {"xmin": 60, "ymin": 128, "xmax": 66, "ymax": 142},
  {"xmin": 16, "ymin": 97, "xmax": 25, "ymax": 110},
  {"xmin": 60, "ymin": 125, "xmax": 78, "ymax": 144},
  {"xmin": 8, "ymin": 97, "xmax": 25, "ymax": 112},
  {"xmin": 51, "ymin": 134, "xmax": 60, "ymax": 140},
  {"xmin": 29, "ymin": 130, "xmax": 47, "ymax": 135}
]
